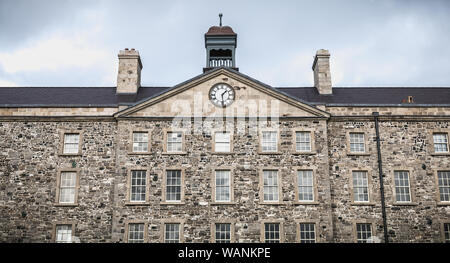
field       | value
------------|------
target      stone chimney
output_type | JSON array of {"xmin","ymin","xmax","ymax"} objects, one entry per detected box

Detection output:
[
  {"xmin": 116, "ymin": 48, "xmax": 143, "ymax": 94},
  {"xmin": 312, "ymin": 49, "xmax": 332, "ymax": 95}
]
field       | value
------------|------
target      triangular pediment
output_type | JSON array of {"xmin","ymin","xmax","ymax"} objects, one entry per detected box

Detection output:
[{"xmin": 115, "ymin": 68, "xmax": 330, "ymax": 118}]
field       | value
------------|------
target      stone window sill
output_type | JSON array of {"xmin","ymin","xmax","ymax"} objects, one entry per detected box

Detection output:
[
  {"xmin": 292, "ymin": 152, "xmax": 316, "ymax": 155},
  {"xmin": 58, "ymin": 153, "xmax": 82, "ymax": 157},
  {"xmin": 160, "ymin": 201, "xmax": 186, "ymax": 205},
  {"xmin": 347, "ymin": 153, "xmax": 371, "ymax": 156},
  {"xmin": 392, "ymin": 202, "xmax": 418, "ymax": 206},
  {"xmin": 258, "ymin": 152, "xmax": 282, "ymax": 155},
  {"xmin": 350, "ymin": 202, "xmax": 376, "ymax": 206},
  {"xmin": 162, "ymin": 152, "xmax": 187, "ymax": 155},
  {"xmin": 436, "ymin": 202, "xmax": 450, "ymax": 206},
  {"xmin": 127, "ymin": 152, "xmax": 152, "ymax": 155},
  {"xmin": 212, "ymin": 152, "xmax": 235, "ymax": 155},
  {"xmin": 259, "ymin": 201, "xmax": 285, "ymax": 205},
  {"xmin": 210, "ymin": 201, "xmax": 237, "ymax": 205},
  {"xmin": 294, "ymin": 201, "xmax": 320, "ymax": 205},
  {"xmin": 431, "ymin": 152, "xmax": 450, "ymax": 156},
  {"xmin": 124, "ymin": 202, "xmax": 150, "ymax": 206},
  {"xmin": 54, "ymin": 203, "xmax": 78, "ymax": 207}
]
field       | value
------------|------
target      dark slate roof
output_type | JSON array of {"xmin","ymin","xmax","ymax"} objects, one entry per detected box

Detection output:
[
  {"xmin": 1, "ymin": 85, "xmax": 449, "ymax": 107},
  {"xmin": 277, "ymin": 87, "xmax": 450, "ymax": 106}
]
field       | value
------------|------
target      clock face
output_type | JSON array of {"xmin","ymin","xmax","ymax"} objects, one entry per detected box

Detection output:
[{"xmin": 209, "ymin": 83, "xmax": 235, "ymax": 107}]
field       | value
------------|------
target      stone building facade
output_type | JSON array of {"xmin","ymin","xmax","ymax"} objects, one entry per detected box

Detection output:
[{"xmin": 0, "ymin": 24, "xmax": 449, "ymax": 243}]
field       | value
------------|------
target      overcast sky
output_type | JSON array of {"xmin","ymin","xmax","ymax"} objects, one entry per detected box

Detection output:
[{"xmin": 0, "ymin": 0, "xmax": 449, "ymax": 88}]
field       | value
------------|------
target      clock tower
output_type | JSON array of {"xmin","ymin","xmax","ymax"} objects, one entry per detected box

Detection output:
[{"xmin": 203, "ymin": 14, "xmax": 238, "ymax": 73}]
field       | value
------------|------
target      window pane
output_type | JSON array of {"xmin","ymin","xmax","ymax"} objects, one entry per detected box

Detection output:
[
  {"xmin": 394, "ymin": 171, "xmax": 411, "ymax": 202},
  {"xmin": 166, "ymin": 170, "xmax": 182, "ymax": 201},
  {"xmin": 215, "ymin": 132, "xmax": 231, "ymax": 152},
  {"xmin": 299, "ymin": 223, "xmax": 316, "ymax": 243},
  {"xmin": 165, "ymin": 223, "xmax": 180, "ymax": 243},
  {"xmin": 215, "ymin": 223, "xmax": 231, "ymax": 243},
  {"xmin": 438, "ymin": 171, "xmax": 450, "ymax": 202},
  {"xmin": 59, "ymin": 172, "xmax": 77, "ymax": 204},
  {"xmin": 444, "ymin": 223, "xmax": 450, "ymax": 243},
  {"xmin": 296, "ymin": 132, "xmax": 311, "ymax": 152},
  {"xmin": 434, "ymin": 134, "xmax": 449, "ymax": 153},
  {"xmin": 298, "ymin": 170, "xmax": 314, "ymax": 201},
  {"xmin": 63, "ymin": 134, "xmax": 80, "ymax": 154},
  {"xmin": 356, "ymin": 223, "xmax": 372, "ymax": 243},
  {"xmin": 264, "ymin": 223, "xmax": 280, "ymax": 243},
  {"xmin": 128, "ymin": 223, "xmax": 145, "ymax": 243},
  {"xmin": 132, "ymin": 132, "xmax": 148, "ymax": 152},
  {"xmin": 263, "ymin": 170, "xmax": 278, "ymax": 202},
  {"xmin": 167, "ymin": 132, "xmax": 182, "ymax": 152},
  {"xmin": 261, "ymin": 131, "xmax": 277, "ymax": 152},
  {"xmin": 130, "ymin": 170, "xmax": 146, "ymax": 202},
  {"xmin": 353, "ymin": 171, "xmax": 369, "ymax": 202},
  {"xmin": 215, "ymin": 170, "xmax": 230, "ymax": 202},
  {"xmin": 56, "ymin": 225, "xmax": 72, "ymax": 243},
  {"xmin": 349, "ymin": 133, "xmax": 365, "ymax": 153}
]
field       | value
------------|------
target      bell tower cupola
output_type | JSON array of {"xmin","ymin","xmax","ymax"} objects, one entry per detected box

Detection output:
[{"xmin": 203, "ymin": 14, "xmax": 238, "ymax": 73}]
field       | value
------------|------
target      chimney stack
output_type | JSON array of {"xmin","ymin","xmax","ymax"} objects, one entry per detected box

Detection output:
[
  {"xmin": 116, "ymin": 48, "xmax": 143, "ymax": 94},
  {"xmin": 312, "ymin": 49, "xmax": 332, "ymax": 95}
]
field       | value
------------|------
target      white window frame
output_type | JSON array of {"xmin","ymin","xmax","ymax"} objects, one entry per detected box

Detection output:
[
  {"xmin": 356, "ymin": 223, "xmax": 372, "ymax": 243},
  {"xmin": 263, "ymin": 170, "xmax": 279, "ymax": 202},
  {"xmin": 214, "ymin": 132, "xmax": 231, "ymax": 153},
  {"xmin": 63, "ymin": 133, "xmax": 80, "ymax": 154},
  {"xmin": 437, "ymin": 171, "xmax": 450, "ymax": 202},
  {"xmin": 132, "ymin": 132, "xmax": 149, "ymax": 153},
  {"xmin": 58, "ymin": 171, "xmax": 77, "ymax": 204},
  {"xmin": 167, "ymin": 132, "xmax": 183, "ymax": 153},
  {"xmin": 349, "ymin": 132, "xmax": 365, "ymax": 153},
  {"xmin": 299, "ymin": 223, "xmax": 316, "ymax": 243},
  {"xmin": 295, "ymin": 131, "xmax": 311, "ymax": 152},
  {"xmin": 297, "ymin": 170, "xmax": 314, "ymax": 202},
  {"xmin": 264, "ymin": 223, "xmax": 281, "ymax": 243},
  {"xmin": 130, "ymin": 170, "xmax": 147, "ymax": 203},
  {"xmin": 215, "ymin": 223, "xmax": 232, "ymax": 243},
  {"xmin": 352, "ymin": 171, "xmax": 369, "ymax": 203},
  {"xmin": 261, "ymin": 131, "xmax": 278, "ymax": 153},
  {"xmin": 433, "ymin": 133, "xmax": 449, "ymax": 153},
  {"xmin": 215, "ymin": 170, "xmax": 231, "ymax": 202},
  {"xmin": 394, "ymin": 171, "xmax": 412, "ymax": 203},
  {"xmin": 128, "ymin": 223, "xmax": 145, "ymax": 243},
  {"xmin": 55, "ymin": 224, "xmax": 73, "ymax": 243},
  {"xmin": 164, "ymin": 223, "xmax": 181, "ymax": 243},
  {"xmin": 165, "ymin": 170, "xmax": 182, "ymax": 202}
]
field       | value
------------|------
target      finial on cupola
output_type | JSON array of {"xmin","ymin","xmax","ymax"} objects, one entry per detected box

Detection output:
[{"xmin": 219, "ymin": 13, "xmax": 223, "ymax": 26}]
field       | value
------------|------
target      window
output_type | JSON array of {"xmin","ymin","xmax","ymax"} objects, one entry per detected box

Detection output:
[
  {"xmin": 164, "ymin": 223, "xmax": 180, "ymax": 243},
  {"xmin": 132, "ymin": 132, "xmax": 148, "ymax": 153},
  {"xmin": 166, "ymin": 170, "xmax": 182, "ymax": 202},
  {"xmin": 58, "ymin": 171, "xmax": 77, "ymax": 204},
  {"xmin": 437, "ymin": 171, "xmax": 450, "ymax": 202},
  {"xmin": 130, "ymin": 170, "xmax": 147, "ymax": 202},
  {"xmin": 299, "ymin": 223, "xmax": 316, "ymax": 243},
  {"xmin": 433, "ymin": 133, "xmax": 449, "ymax": 153},
  {"xmin": 444, "ymin": 223, "xmax": 450, "ymax": 243},
  {"xmin": 215, "ymin": 170, "xmax": 231, "ymax": 202},
  {"xmin": 128, "ymin": 223, "xmax": 145, "ymax": 243},
  {"xmin": 352, "ymin": 171, "xmax": 369, "ymax": 202},
  {"xmin": 55, "ymin": 225, "xmax": 72, "ymax": 243},
  {"xmin": 215, "ymin": 132, "xmax": 231, "ymax": 152},
  {"xmin": 298, "ymin": 170, "xmax": 314, "ymax": 202},
  {"xmin": 215, "ymin": 223, "xmax": 231, "ymax": 243},
  {"xmin": 296, "ymin": 131, "xmax": 311, "ymax": 152},
  {"xmin": 263, "ymin": 170, "xmax": 279, "ymax": 202},
  {"xmin": 349, "ymin": 133, "xmax": 365, "ymax": 153},
  {"xmin": 261, "ymin": 131, "xmax": 278, "ymax": 152},
  {"xmin": 167, "ymin": 132, "xmax": 183, "ymax": 152},
  {"xmin": 394, "ymin": 171, "xmax": 411, "ymax": 202},
  {"xmin": 63, "ymin": 133, "xmax": 80, "ymax": 154},
  {"xmin": 264, "ymin": 223, "xmax": 280, "ymax": 243},
  {"xmin": 356, "ymin": 223, "xmax": 372, "ymax": 243}
]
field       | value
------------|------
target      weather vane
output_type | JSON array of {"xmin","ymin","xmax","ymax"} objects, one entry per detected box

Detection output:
[{"xmin": 219, "ymin": 13, "xmax": 223, "ymax": 26}]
